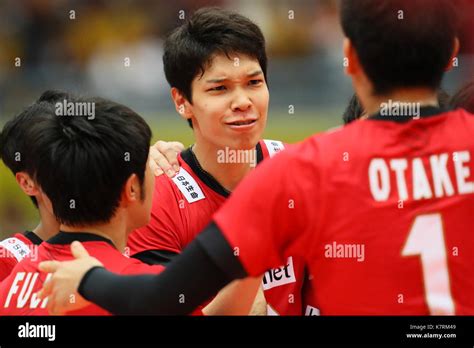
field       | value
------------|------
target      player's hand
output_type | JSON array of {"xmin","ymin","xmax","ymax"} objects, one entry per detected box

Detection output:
[
  {"xmin": 37, "ymin": 241, "xmax": 103, "ymax": 315},
  {"xmin": 149, "ymin": 140, "xmax": 184, "ymax": 177}
]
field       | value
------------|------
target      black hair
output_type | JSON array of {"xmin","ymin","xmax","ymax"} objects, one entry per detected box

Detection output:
[
  {"xmin": 163, "ymin": 7, "xmax": 267, "ymax": 128},
  {"xmin": 450, "ymin": 80, "xmax": 474, "ymax": 113},
  {"xmin": 13, "ymin": 90, "xmax": 152, "ymax": 226},
  {"xmin": 340, "ymin": 0, "xmax": 458, "ymax": 95},
  {"xmin": 0, "ymin": 90, "xmax": 71, "ymax": 208}
]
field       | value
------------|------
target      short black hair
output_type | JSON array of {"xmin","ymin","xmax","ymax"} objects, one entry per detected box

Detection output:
[
  {"xmin": 0, "ymin": 90, "xmax": 70, "ymax": 208},
  {"xmin": 16, "ymin": 90, "xmax": 152, "ymax": 227},
  {"xmin": 450, "ymin": 80, "xmax": 474, "ymax": 113},
  {"xmin": 340, "ymin": 0, "xmax": 458, "ymax": 95},
  {"xmin": 163, "ymin": 7, "xmax": 268, "ymax": 128}
]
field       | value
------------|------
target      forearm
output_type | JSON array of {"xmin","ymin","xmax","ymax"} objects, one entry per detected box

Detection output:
[
  {"xmin": 249, "ymin": 285, "xmax": 267, "ymax": 315},
  {"xmin": 203, "ymin": 276, "xmax": 262, "ymax": 315},
  {"xmin": 78, "ymin": 223, "xmax": 247, "ymax": 315}
]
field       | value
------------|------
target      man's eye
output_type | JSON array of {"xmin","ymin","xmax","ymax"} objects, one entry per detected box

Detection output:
[
  {"xmin": 208, "ymin": 86, "xmax": 226, "ymax": 91},
  {"xmin": 249, "ymin": 79, "xmax": 263, "ymax": 86}
]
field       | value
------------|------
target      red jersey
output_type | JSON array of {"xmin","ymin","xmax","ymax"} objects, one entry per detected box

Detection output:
[
  {"xmin": 0, "ymin": 231, "xmax": 42, "ymax": 282},
  {"xmin": 214, "ymin": 107, "xmax": 474, "ymax": 315},
  {"xmin": 127, "ymin": 140, "xmax": 306, "ymax": 315},
  {"xmin": 0, "ymin": 231, "xmax": 164, "ymax": 315}
]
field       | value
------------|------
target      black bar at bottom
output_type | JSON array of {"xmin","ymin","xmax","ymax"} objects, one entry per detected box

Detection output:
[{"xmin": 0, "ymin": 316, "xmax": 473, "ymax": 346}]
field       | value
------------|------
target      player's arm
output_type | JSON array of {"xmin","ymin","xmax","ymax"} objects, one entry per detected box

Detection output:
[
  {"xmin": 249, "ymin": 285, "xmax": 267, "ymax": 315},
  {"xmin": 39, "ymin": 145, "xmax": 315, "ymax": 315},
  {"xmin": 149, "ymin": 140, "xmax": 184, "ymax": 177},
  {"xmin": 39, "ymin": 224, "xmax": 247, "ymax": 315},
  {"xmin": 203, "ymin": 276, "xmax": 263, "ymax": 315}
]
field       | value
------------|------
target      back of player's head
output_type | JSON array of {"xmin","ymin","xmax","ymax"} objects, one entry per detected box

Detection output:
[
  {"xmin": 340, "ymin": 0, "xmax": 458, "ymax": 95},
  {"xmin": 0, "ymin": 90, "xmax": 70, "ymax": 207},
  {"xmin": 450, "ymin": 80, "xmax": 474, "ymax": 113},
  {"xmin": 21, "ymin": 91, "xmax": 152, "ymax": 227},
  {"xmin": 163, "ymin": 7, "xmax": 267, "ymax": 127}
]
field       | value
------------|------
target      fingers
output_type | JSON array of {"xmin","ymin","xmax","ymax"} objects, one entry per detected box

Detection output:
[
  {"xmin": 71, "ymin": 241, "xmax": 89, "ymax": 259},
  {"xmin": 149, "ymin": 146, "xmax": 165, "ymax": 176},
  {"xmin": 47, "ymin": 292, "xmax": 65, "ymax": 316},
  {"xmin": 38, "ymin": 260, "xmax": 61, "ymax": 273},
  {"xmin": 37, "ymin": 278, "xmax": 53, "ymax": 299},
  {"xmin": 150, "ymin": 142, "xmax": 174, "ymax": 176},
  {"xmin": 168, "ymin": 141, "xmax": 185, "ymax": 153},
  {"xmin": 150, "ymin": 140, "xmax": 181, "ymax": 177}
]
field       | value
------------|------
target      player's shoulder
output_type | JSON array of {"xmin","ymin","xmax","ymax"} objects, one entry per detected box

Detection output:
[
  {"xmin": 0, "ymin": 232, "xmax": 38, "ymax": 263},
  {"xmin": 0, "ymin": 232, "xmax": 29, "ymax": 245},
  {"xmin": 448, "ymin": 108, "xmax": 474, "ymax": 128},
  {"xmin": 119, "ymin": 256, "xmax": 165, "ymax": 275},
  {"xmin": 85, "ymin": 242, "xmax": 136, "ymax": 271},
  {"xmin": 152, "ymin": 153, "xmax": 207, "ymax": 206},
  {"xmin": 90, "ymin": 243, "xmax": 164, "ymax": 275},
  {"xmin": 258, "ymin": 139, "xmax": 286, "ymax": 159}
]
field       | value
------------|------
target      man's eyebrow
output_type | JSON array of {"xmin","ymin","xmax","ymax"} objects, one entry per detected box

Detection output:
[
  {"xmin": 206, "ymin": 77, "xmax": 227, "ymax": 83},
  {"xmin": 247, "ymin": 70, "xmax": 263, "ymax": 77},
  {"xmin": 205, "ymin": 70, "xmax": 263, "ymax": 83}
]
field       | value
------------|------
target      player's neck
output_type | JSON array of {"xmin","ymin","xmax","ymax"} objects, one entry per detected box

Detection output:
[
  {"xmin": 59, "ymin": 215, "xmax": 128, "ymax": 252},
  {"xmin": 33, "ymin": 203, "xmax": 60, "ymax": 241},
  {"xmin": 362, "ymin": 88, "xmax": 439, "ymax": 116},
  {"xmin": 192, "ymin": 142, "xmax": 254, "ymax": 192}
]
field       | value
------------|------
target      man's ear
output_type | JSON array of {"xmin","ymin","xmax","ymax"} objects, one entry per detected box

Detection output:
[
  {"xmin": 121, "ymin": 173, "xmax": 141, "ymax": 206},
  {"xmin": 15, "ymin": 172, "xmax": 39, "ymax": 197},
  {"xmin": 171, "ymin": 88, "xmax": 193, "ymax": 122},
  {"xmin": 343, "ymin": 38, "xmax": 361, "ymax": 76},
  {"xmin": 445, "ymin": 37, "xmax": 460, "ymax": 72}
]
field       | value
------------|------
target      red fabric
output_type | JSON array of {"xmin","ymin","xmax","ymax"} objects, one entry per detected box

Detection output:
[
  {"xmin": 0, "ymin": 240, "xmax": 164, "ymax": 315},
  {"xmin": 127, "ymin": 140, "xmax": 306, "ymax": 315},
  {"xmin": 0, "ymin": 233, "xmax": 37, "ymax": 282},
  {"xmin": 215, "ymin": 109, "xmax": 474, "ymax": 314}
]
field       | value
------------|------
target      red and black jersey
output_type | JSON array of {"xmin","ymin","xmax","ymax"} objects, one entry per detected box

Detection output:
[
  {"xmin": 127, "ymin": 139, "xmax": 307, "ymax": 315},
  {"xmin": 0, "ymin": 232, "xmax": 164, "ymax": 315},
  {"xmin": 0, "ymin": 231, "xmax": 42, "ymax": 282},
  {"xmin": 214, "ymin": 107, "xmax": 474, "ymax": 315}
]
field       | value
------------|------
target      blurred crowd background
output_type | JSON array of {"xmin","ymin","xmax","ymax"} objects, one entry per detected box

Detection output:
[{"xmin": 1, "ymin": 0, "xmax": 473, "ymax": 235}]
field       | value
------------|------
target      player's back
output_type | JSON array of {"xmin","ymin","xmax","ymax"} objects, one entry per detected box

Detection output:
[
  {"xmin": 0, "ymin": 232, "xmax": 163, "ymax": 315},
  {"xmin": 305, "ymin": 107, "xmax": 474, "ymax": 314}
]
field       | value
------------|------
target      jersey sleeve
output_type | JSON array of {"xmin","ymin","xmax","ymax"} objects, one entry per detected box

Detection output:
[
  {"xmin": 127, "ymin": 175, "xmax": 186, "ymax": 258},
  {"xmin": 213, "ymin": 140, "xmax": 321, "ymax": 277}
]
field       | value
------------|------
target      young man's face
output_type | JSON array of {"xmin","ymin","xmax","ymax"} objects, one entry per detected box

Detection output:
[{"xmin": 188, "ymin": 53, "xmax": 269, "ymax": 151}]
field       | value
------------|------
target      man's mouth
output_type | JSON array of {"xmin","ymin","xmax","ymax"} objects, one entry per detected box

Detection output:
[{"xmin": 226, "ymin": 119, "xmax": 257, "ymax": 126}]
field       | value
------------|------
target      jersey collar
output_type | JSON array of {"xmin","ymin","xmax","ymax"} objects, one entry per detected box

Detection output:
[
  {"xmin": 180, "ymin": 143, "xmax": 264, "ymax": 198},
  {"xmin": 23, "ymin": 231, "xmax": 43, "ymax": 245},
  {"xmin": 368, "ymin": 106, "xmax": 449, "ymax": 122},
  {"xmin": 47, "ymin": 231, "xmax": 116, "ymax": 248}
]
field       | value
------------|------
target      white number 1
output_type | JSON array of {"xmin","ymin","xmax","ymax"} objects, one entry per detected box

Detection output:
[{"xmin": 402, "ymin": 214, "xmax": 455, "ymax": 315}]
